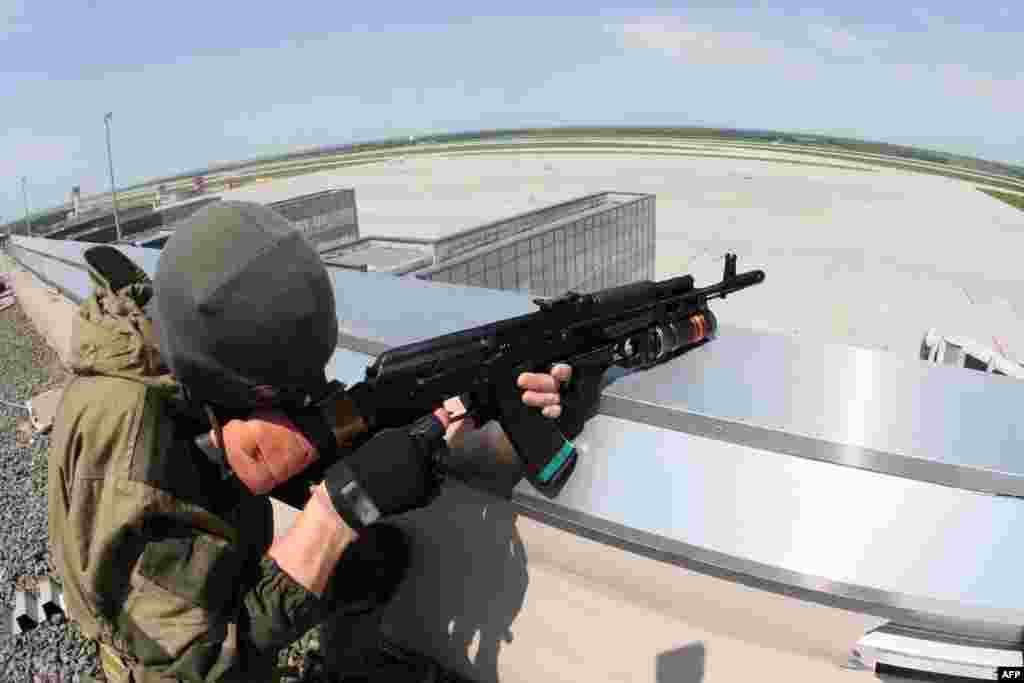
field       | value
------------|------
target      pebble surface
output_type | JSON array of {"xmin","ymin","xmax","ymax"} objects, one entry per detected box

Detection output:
[{"xmin": 0, "ymin": 254, "xmax": 101, "ymax": 682}]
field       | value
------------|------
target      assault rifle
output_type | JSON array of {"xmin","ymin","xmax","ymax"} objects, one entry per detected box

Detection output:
[{"xmin": 199, "ymin": 254, "xmax": 765, "ymax": 499}]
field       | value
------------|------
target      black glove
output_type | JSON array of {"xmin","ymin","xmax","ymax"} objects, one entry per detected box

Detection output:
[{"xmin": 324, "ymin": 414, "xmax": 448, "ymax": 531}]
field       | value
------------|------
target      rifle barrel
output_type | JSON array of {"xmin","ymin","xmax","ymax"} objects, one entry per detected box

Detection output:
[{"xmin": 697, "ymin": 269, "xmax": 765, "ymax": 301}]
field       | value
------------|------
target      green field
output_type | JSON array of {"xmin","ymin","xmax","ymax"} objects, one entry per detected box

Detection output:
[{"xmin": 981, "ymin": 188, "xmax": 1024, "ymax": 212}]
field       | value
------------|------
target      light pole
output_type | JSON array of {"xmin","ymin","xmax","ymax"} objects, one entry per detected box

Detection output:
[
  {"xmin": 104, "ymin": 112, "xmax": 122, "ymax": 241},
  {"xmin": 21, "ymin": 176, "xmax": 31, "ymax": 237}
]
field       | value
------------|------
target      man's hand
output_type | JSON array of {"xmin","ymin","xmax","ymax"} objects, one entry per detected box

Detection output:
[
  {"xmin": 518, "ymin": 363, "xmax": 573, "ymax": 419},
  {"xmin": 211, "ymin": 410, "xmax": 318, "ymax": 495},
  {"xmin": 431, "ymin": 364, "xmax": 573, "ymax": 449},
  {"xmin": 324, "ymin": 416, "xmax": 447, "ymax": 527},
  {"xmin": 433, "ymin": 397, "xmax": 475, "ymax": 449}
]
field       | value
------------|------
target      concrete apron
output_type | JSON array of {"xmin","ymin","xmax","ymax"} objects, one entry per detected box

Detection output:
[
  {"xmin": 6, "ymin": 266, "xmax": 78, "ymax": 368},
  {"xmin": 8, "ymin": 258, "xmax": 885, "ymax": 683}
]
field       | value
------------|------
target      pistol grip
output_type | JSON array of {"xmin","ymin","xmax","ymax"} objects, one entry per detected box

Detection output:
[{"xmin": 494, "ymin": 366, "xmax": 578, "ymax": 498}]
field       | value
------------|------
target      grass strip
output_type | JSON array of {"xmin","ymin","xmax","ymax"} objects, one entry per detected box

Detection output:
[
  {"xmin": 980, "ymin": 188, "xmax": 1024, "ymax": 212},
  {"xmin": 219, "ymin": 139, "xmax": 1024, "ymax": 194}
]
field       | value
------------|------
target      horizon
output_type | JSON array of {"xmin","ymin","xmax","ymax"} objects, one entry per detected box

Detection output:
[
  {"xmin": 3, "ymin": 4, "xmax": 1022, "ymax": 218},
  {"xmin": 39, "ymin": 123, "xmax": 1024, "ymax": 208}
]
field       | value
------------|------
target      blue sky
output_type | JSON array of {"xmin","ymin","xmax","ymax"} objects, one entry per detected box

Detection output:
[{"xmin": 2, "ymin": 2, "xmax": 1021, "ymax": 219}]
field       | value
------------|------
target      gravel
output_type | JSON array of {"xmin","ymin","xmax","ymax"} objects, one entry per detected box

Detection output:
[
  {"xmin": 0, "ymin": 254, "xmax": 100, "ymax": 682},
  {"xmin": 0, "ymin": 619, "xmax": 101, "ymax": 683},
  {"xmin": 0, "ymin": 269, "xmax": 64, "ymax": 601}
]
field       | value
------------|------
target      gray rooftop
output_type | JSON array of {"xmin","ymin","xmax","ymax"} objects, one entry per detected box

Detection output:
[{"xmin": 323, "ymin": 243, "xmax": 431, "ymax": 273}]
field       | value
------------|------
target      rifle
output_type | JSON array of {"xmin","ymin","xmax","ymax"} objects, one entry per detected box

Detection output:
[{"xmin": 197, "ymin": 254, "xmax": 765, "ymax": 498}]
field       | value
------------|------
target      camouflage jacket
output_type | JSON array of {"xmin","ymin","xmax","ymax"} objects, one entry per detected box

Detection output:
[{"xmin": 47, "ymin": 262, "xmax": 325, "ymax": 682}]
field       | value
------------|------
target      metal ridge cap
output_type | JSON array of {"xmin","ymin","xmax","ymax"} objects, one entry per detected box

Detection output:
[
  {"xmin": 507, "ymin": 409, "xmax": 1024, "ymax": 641},
  {"xmin": 336, "ymin": 330, "xmax": 392, "ymax": 357},
  {"xmin": 510, "ymin": 484, "xmax": 1024, "ymax": 642},
  {"xmin": 3, "ymin": 244, "xmax": 87, "ymax": 305},
  {"xmin": 5, "ymin": 242, "xmax": 88, "ymax": 272},
  {"xmin": 432, "ymin": 192, "xmax": 647, "ymax": 247},
  {"xmin": 596, "ymin": 389, "xmax": 1024, "ymax": 499},
  {"xmin": 600, "ymin": 322, "xmax": 1024, "ymax": 497}
]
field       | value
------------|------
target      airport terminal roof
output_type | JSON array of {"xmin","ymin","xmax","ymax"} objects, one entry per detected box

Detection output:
[{"xmin": 217, "ymin": 163, "xmax": 606, "ymax": 241}]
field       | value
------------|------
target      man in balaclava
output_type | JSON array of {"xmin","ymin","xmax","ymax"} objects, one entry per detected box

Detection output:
[{"xmin": 48, "ymin": 201, "xmax": 577, "ymax": 682}]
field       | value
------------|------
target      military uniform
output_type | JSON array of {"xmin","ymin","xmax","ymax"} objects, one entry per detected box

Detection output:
[
  {"xmin": 47, "ymin": 201, "xmax": 487, "ymax": 683},
  {"xmin": 47, "ymin": 257, "xmax": 399, "ymax": 682}
]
